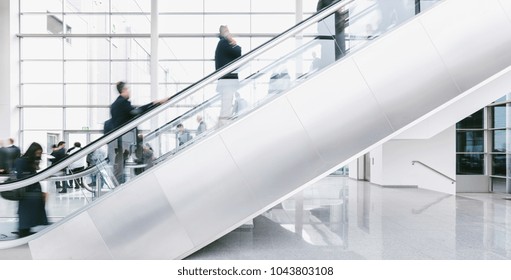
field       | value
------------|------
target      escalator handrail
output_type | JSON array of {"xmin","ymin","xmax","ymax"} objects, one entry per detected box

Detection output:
[
  {"xmin": 144, "ymin": 35, "xmax": 332, "ymax": 142},
  {"xmin": 44, "ymin": 163, "xmax": 105, "ymax": 181},
  {"xmin": 0, "ymin": 0, "xmax": 354, "ymax": 192},
  {"xmin": 144, "ymin": 94, "xmax": 222, "ymax": 141}
]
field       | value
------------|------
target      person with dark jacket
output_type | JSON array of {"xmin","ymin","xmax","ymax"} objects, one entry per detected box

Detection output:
[
  {"xmin": 134, "ymin": 134, "xmax": 154, "ymax": 176},
  {"xmin": 0, "ymin": 140, "xmax": 6, "ymax": 174},
  {"xmin": 50, "ymin": 141, "xmax": 69, "ymax": 193},
  {"xmin": 109, "ymin": 81, "xmax": 165, "ymax": 183},
  {"xmin": 1, "ymin": 138, "xmax": 21, "ymax": 174},
  {"xmin": 176, "ymin": 123, "xmax": 193, "ymax": 147},
  {"xmin": 15, "ymin": 142, "xmax": 48, "ymax": 237},
  {"xmin": 110, "ymin": 82, "xmax": 156, "ymax": 129},
  {"xmin": 215, "ymin": 25, "xmax": 242, "ymax": 126},
  {"xmin": 50, "ymin": 141, "xmax": 66, "ymax": 164}
]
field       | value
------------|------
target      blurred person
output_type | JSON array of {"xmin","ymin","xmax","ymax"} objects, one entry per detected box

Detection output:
[
  {"xmin": 215, "ymin": 25, "xmax": 242, "ymax": 126},
  {"xmin": 50, "ymin": 141, "xmax": 66, "ymax": 164},
  {"xmin": 176, "ymin": 124, "xmax": 192, "ymax": 147},
  {"xmin": 311, "ymin": 51, "xmax": 322, "ymax": 71},
  {"xmin": 415, "ymin": 0, "xmax": 421, "ymax": 15},
  {"xmin": 66, "ymin": 142, "xmax": 87, "ymax": 189},
  {"xmin": 267, "ymin": 68, "xmax": 291, "ymax": 95},
  {"xmin": 0, "ymin": 139, "xmax": 6, "ymax": 174},
  {"xmin": 196, "ymin": 115, "xmax": 207, "ymax": 136},
  {"xmin": 232, "ymin": 92, "xmax": 249, "ymax": 116},
  {"xmin": 109, "ymin": 81, "xmax": 166, "ymax": 183},
  {"xmin": 86, "ymin": 146, "xmax": 107, "ymax": 187},
  {"xmin": 14, "ymin": 142, "xmax": 48, "ymax": 237},
  {"xmin": 2, "ymin": 138, "xmax": 21, "ymax": 174},
  {"xmin": 50, "ymin": 141, "xmax": 69, "ymax": 193},
  {"xmin": 134, "ymin": 134, "xmax": 154, "ymax": 175}
]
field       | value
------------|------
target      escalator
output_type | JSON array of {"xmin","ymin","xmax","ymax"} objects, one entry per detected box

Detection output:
[{"xmin": 2, "ymin": 0, "xmax": 511, "ymax": 259}]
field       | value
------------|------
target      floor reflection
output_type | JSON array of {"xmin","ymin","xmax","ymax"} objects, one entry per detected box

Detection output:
[
  {"xmin": 189, "ymin": 177, "xmax": 511, "ymax": 260},
  {"xmin": 1, "ymin": 175, "xmax": 510, "ymax": 259}
]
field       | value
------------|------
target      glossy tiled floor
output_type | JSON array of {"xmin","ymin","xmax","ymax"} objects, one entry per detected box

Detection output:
[
  {"xmin": 187, "ymin": 177, "xmax": 511, "ymax": 260},
  {"xmin": 1, "ymin": 176, "xmax": 511, "ymax": 259}
]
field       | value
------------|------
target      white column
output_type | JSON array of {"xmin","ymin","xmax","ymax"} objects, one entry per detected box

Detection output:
[
  {"xmin": 295, "ymin": 0, "xmax": 303, "ymax": 23},
  {"xmin": 295, "ymin": 0, "xmax": 303, "ymax": 76},
  {"xmin": 151, "ymin": 0, "xmax": 159, "ymax": 102},
  {"xmin": 150, "ymin": 0, "xmax": 161, "ymax": 156}
]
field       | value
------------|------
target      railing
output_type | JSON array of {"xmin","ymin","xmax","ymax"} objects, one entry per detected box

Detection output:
[
  {"xmin": 144, "ymin": 35, "xmax": 333, "ymax": 143},
  {"xmin": 411, "ymin": 160, "xmax": 455, "ymax": 184},
  {"xmin": 0, "ymin": 0, "xmax": 357, "ymax": 193},
  {"xmin": 0, "ymin": 0, "xmax": 445, "ymax": 248}
]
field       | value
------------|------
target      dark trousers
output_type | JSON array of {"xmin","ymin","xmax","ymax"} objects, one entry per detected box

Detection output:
[{"xmin": 69, "ymin": 167, "xmax": 85, "ymax": 187}]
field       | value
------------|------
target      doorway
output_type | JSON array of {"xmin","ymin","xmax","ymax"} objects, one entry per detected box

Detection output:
[{"xmin": 364, "ymin": 153, "xmax": 371, "ymax": 181}]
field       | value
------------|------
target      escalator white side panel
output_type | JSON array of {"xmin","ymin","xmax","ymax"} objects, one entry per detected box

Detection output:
[
  {"xmin": 86, "ymin": 173, "xmax": 193, "ymax": 259},
  {"xmin": 285, "ymin": 57, "xmax": 394, "ymax": 166},
  {"xmin": 499, "ymin": 0, "xmax": 511, "ymax": 21},
  {"xmin": 30, "ymin": 212, "xmax": 113, "ymax": 259},
  {"xmin": 419, "ymin": 0, "xmax": 511, "ymax": 92},
  {"xmin": 153, "ymin": 135, "xmax": 261, "ymax": 247},
  {"xmin": 352, "ymin": 20, "xmax": 460, "ymax": 129},
  {"xmin": 220, "ymin": 97, "xmax": 327, "ymax": 205}
]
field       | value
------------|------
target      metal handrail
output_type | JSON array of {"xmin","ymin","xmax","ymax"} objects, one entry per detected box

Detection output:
[
  {"xmin": 144, "ymin": 94, "xmax": 221, "ymax": 141},
  {"xmin": 0, "ymin": 0, "xmax": 355, "ymax": 192},
  {"xmin": 44, "ymin": 164, "xmax": 104, "ymax": 181},
  {"xmin": 411, "ymin": 160, "xmax": 455, "ymax": 184},
  {"xmin": 144, "ymin": 36, "xmax": 332, "ymax": 142}
]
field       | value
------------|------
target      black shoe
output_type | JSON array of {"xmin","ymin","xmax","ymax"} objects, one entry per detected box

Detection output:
[
  {"xmin": 74, "ymin": 186, "xmax": 80, "ymax": 189},
  {"xmin": 18, "ymin": 229, "xmax": 33, "ymax": 238},
  {"xmin": 59, "ymin": 190, "xmax": 67, "ymax": 194}
]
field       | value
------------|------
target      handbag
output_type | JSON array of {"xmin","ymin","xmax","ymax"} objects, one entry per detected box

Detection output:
[{"xmin": 0, "ymin": 178, "xmax": 25, "ymax": 201}]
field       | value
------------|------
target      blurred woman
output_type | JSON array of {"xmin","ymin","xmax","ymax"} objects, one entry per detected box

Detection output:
[{"xmin": 15, "ymin": 142, "xmax": 48, "ymax": 237}]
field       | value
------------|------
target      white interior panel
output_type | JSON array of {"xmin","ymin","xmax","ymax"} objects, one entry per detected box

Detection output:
[
  {"xmin": 498, "ymin": 0, "xmax": 511, "ymax": 21},
  {"xmin": 286, "ymin": 57, "xmax": 395, "ymax": 165},
  {"xmin": 30, "ymin": 212, "xmax": 112, "ymax": 259},
  {"xmin": 352, "ymin": 21, "xmax": 460, "ymax": 129},
  {"xmin": 220, "ymin": 97, "xmax": 326, "ymax": 204},
  {"xmin": 87, "ymin": 173, "xmax": 194, "ymax": 259},
  {"xmin": 419, "ymin": 0, "xmax": 511, "ymax": 92},
  {"xmin": 153, "ymin": 135, "xmax": 261, "ymax": 246}
]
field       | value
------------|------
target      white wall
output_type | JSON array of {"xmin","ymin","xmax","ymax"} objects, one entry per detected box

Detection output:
[
  {"xmin": 456, "ymin": 175, "xmax": 489, "ymax": 192},
  {"xmin": 369, "ymin": 145, "xmax": 384, "ymax": 185},
  {"xmin": 0, "ymin": 0, "xmax": 19, "ymax": 141},
  {"xmin": 370, "ymin": 126, "xmax": 456, "ymax": 194},
  {"xmin": 348, "ymin": 156, "xmax": 365, "ymax": 180}
]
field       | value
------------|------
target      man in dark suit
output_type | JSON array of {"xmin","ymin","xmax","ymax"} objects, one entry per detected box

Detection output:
[
  {"xmin": 1, "ymin": 138, "xmax": 21, "ymax": 174},
  {"xmin": 50, "ymin": 141, "xmax": 69, "ymax": 193},
  {"xmin": 109, "ymin": 81, "xmax": 165, "ymax": 183},
  {"xmin": 0, "ymin": 139, "xmax": 6, "ymax": 174}
]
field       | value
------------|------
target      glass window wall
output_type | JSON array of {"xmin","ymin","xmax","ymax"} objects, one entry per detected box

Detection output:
[
  {"xmin": 19, "ymin": 0, "xmax": 313, "ymax": 149},
  {"xmin": 458, "ymin": 93, "xmax": 511, "ymax": 193},
  {"xmin": 456, "ymin": 109, "xmax": 485, "ymax": 176},
  {"xmin": 487, "ymin": 95, "xmax": 511, "ymax": 193}
]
